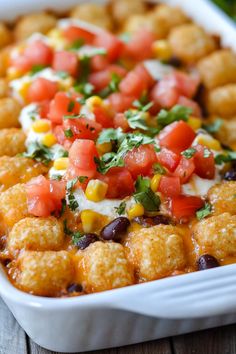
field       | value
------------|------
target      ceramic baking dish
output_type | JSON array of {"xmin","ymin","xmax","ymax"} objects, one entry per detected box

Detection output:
[{"xmin": 1, "ymin": 0, "xmax": 236, "ymax": 352}]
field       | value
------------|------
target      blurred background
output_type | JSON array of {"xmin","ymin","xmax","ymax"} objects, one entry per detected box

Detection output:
[{"xmin": 212, "ymin": 0, "xmax": 236, "ymax": 21}]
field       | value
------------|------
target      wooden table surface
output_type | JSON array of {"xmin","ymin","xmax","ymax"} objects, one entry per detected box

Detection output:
[{"xmin": 1, "ymin": 297, "xmax": 236, "ymax": 354}]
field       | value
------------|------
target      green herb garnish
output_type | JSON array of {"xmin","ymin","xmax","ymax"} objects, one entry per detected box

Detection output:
[
  {"xmin": 29, "ymin": 64, "xmax": 47, "ymax": 76},
  {"xmin": 215, "ymin": 151, "xmax": 236, "ymax": 165},
  {"xmin": 63, "ymin": 220, "xmax": 83, "ymax": 245},
  {"xmin": 203, "ymin": 119, "xmax": 222, "ymax": 134},
  {"xmin": 67, "ymin": 101, "xmax": 75, "ymax": 112},
  {"xmin": 22, "ymin": 141, "xmax": 53, "ymax": 165},
  {"xmin": 64, "ymin": 128, "xmax": 74, "ymax": 138},
  {"xmin": 97, "ymin": 127, "xmax": 125, "ymax": 145},
  {"xmin": 203, "ymin": 148, "xmax": 211, "ymax": 158},
  {"xmin": 56, "ymin": 71, "xmax": 69, "ymax": 79},
  {"xmin": 196, "ymin": 203, "xmax": 212, "ymax": 220},
  {"xmin": 157, "ymin": 105, "xmax": 192, "ymax": 128},
  {"xmin": 69, "ymin": 38, "xmax": 85, "ymax": 51},
  {"xmin": 153, "ymin": 162, "xmax": 166, "ymax": 175},
  {"xmin": 99, "ymin": 72, "xmax": 122, "ymax": 98},
  {"xmin": 133, "ymin": 176, "xmax": 160, "ymax": 212},
  {"xmin": 181, "ymin": 148, "xmax": 196, "ymax": 159},
  {"xmin": 114, "ymin": 201, "xmax": 127, "ymax": 215}
]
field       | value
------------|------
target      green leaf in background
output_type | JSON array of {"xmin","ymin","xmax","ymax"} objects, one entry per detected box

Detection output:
[{"xmin": 211, "ymin": 0, "xmax": 236, "ymax": 21}]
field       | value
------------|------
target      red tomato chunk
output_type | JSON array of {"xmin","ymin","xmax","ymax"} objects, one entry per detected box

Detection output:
[
  {"xmin": 93, "ymin": 31, "xmax": 124, "ymax": 62},
  {"xmin": 27, "ymin": 78, "xmax": 58, "ymax": 103},
  {"xmin": 52, "ymin": 51, "xmax": 78, "ymax": 77},
  {"xmin": 157, "ymin": 148, "xmax": 180, "ymax": 172},
  {"xmin": 99, "ymin": 167, "xmax": 134, "ymax": 199},
  {"xmin": 48, "ymin": 92, "xmax": 80, "ymax": 125},
  {"xmin": 63, "ymin": 26, "xmax": 95, "ymax": 44},
  {"xmin": 174, "ymin": 157, "xmax": 195, "ymax": 184},
  {"xmin": 170, "ymin": 195, "xmax": 204, "ymax": 221},
  {"xmin": 158, "ymin": 176, "xmax": 181, "ymax": 197},
  {"xmin": 193, "ymin": 144, "xmax": 215, "ymax": 179}
]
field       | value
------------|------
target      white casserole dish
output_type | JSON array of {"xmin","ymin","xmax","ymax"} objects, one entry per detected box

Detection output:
[{"xmin": 1, "ymin": 0, "xmax": 236, "ymax": 352}]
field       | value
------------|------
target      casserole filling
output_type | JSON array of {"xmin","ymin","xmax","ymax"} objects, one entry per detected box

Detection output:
[{"xmin": 0, "ymin": 1, "xmax": 236, "ymax": 297}]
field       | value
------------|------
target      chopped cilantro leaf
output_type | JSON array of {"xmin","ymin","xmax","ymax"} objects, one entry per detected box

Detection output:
[
  {"xmin": 69, "ymin": 38, "xmax": 85, "ymax": 51},
  {"xmin": 66, "ymin": 177, "xmax": 82, "ymax": 211},
  {"xmin": 203, "ymin": 118, "xmax": 222, "ymax": 134},
  {"xmin": 63, "ymin": 113, "xmax": 86, "ymax": 119},
  {"xmin": 59, "ymin": 199, "xmax": 66, "ymax": 217},
  {"xmin": 153, "ymin": 162, "xmax": 166, "ymax": 175},
  {"xmin": 63, "ymin": 220, "xmax": 83, "ymax": 245},
  {"xmin": 64, "ymin": 128, "xmax": 74, "ymax": 138},
  {"xmin": 133, "ymin": 100, "xmax": 153, "ymax": 112},
  {"xmin": 79, "ymin": 56, "xmax": 91, "ymax": 83},
  {"xmin": 203, "ymin": 148, "xmax": 211, "ymax": 158},
  {"xmin": 133, "ymin": 176, "xmax": 160, "ymax": 212},
  {"xmin": 157, "ymin": 105, "xmax": 192, "ymax": 128},
  {"xmin": 99, "ymin": 72, "xmax": 122, "ymax": 98},
  {"xmin": 74, "ymin": 82, "xmax": 94, "ymax": 99},
  {"xmin": 56, "ymin": 71, "xmax": 69, "ymax": 79},
  {"xmin": 22, "ymin": 141, "xmax": 53, "ymax": 165},
  {"xmin": 97, "ymin": 127, "xmax": 125, "ymax": 145},
  {"xmin": 29, "ymin": 64, "xmax": 47, "ymax": 76},
  {"xmin": 51, "ymin": 174, "xmax": 62, "ymax": 181},
  {"xmin": 215, "ymin": 151, "xmax": 236, "ymax": 165},
  {"xmin": 67, "ymin": 101, "xmax": 75, "ymax": 112},
  {"xmin": 114, "ymin": 201, "xmax": 126, "ymax": 215},
  {"xmin": 181, "ymin": 148, "xmax": 196, "ymax": 159},
  {"xmin": 196, "ymin": 203, "xmax": 212, "ymax": 220}
]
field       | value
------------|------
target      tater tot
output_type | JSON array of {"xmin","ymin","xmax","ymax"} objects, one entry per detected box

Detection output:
[
  {"xmin": 0, "ymin": 156, "xmax": 48, "ymax": 191},
  {"xmin": 193, "ymin": 213, "xmax": 236, "ymax": 259},
  {"xmin": 14, "ymin": 12, "xmax": 57, "ymax": 41},
  {"xmin": 0, "ymin": 48, "xmax": 10, "ymax": 78},
  {"xmin": 0, "ymin": 184, "xmax": 29, "ymax": 230},
  {"xmin": 0, "ymin": 98, "xmax": 21, "ymax": 129},
  {"xmin": 123, "ymin": 14, "xmax": 159, "ymax": 35},
  {"xmin": 0, "ymin": 23, "xmax": 12, "ymax": 49},
  {"xmin": 16, "ymin": 251, "xmax": 74, "ymax": 296},
  {"xmin": 0, "ymin": 128, "xmax": 25, "ymax": 156},
  {"xmin": 8, "ymin": 217, "xmax": 64, "ymax": 256},
  {"xmin": 207, "ymin": 182, "xmax": 236, "ymax": 215},
  {"xmin": 0, "ymin": 79, "xmax": 8, "ymax": 98},
  {"xmin": 197, "ymin": 50, "xmax": 236, "ymax": 89},
  {"xmin": 125, "ymin": 225, "xmax": 186, "ymax": 281},
  {"xmin": 77, "ymin": 241, "xmax": 134, "ymax": 293},
  {"xmin": 213, "ymin": 117, "xmax": 236, "ymax": 147},
  {"xmin": 206, "ymin": 84, "xmax": 236, "ymax": 118},
  {"xmin": 70, "ymin": 4, "xmax": 112, "ymax": 30},
  {"xmin": 168, "ymin": 24, "xmax": 216, "ymax": 64},
  {"xmin": 109, "ymin": 0, "xmax": 146, "ymax": 26}
]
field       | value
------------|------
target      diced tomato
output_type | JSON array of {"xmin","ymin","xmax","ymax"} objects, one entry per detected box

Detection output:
[
  {"xmin": 93, "ymin": 31, "xmax": 124, "ymax": 62},
  {"xmin": 157, "ymin": 148, "xmax": 180, "ymax": 172},
  {"xmin": 63, "ymin": 26, "xmax": 95, "ymax": 44},
  {"xmin": 159, "ymin": 121, "xmax": 196, "ymax": 154},
  {"xmin": 27, "ymin": 78, "xmax": 58, "ymax": 103},
  {"xmin": 124, "ymin": 144, "xmax": 157, "ymax": 179},
  {"xmin": 53, "ymin": 124, "xmax": 66, "ymax": 146},
  {"xmin": 174, "ymin": 157, "xmax": 195, "ymax": 183},
  {"xmin": 24, "ymin": 40, "xmax": 53, "ymax": 67},
  {"xmin": 177, "ymin": 96, "xmax": 202, "ymax": 117},
  {"xmin": 26, "ymin": 175, "xmax": 65, "ymax": 217},
  {"xmin": 68, "ymin": 139, "xmax": 98, "ymax": 179},
  {"xmin": 113, "ymin": 113, "xmax": 130, "ymax": 132},
  {"xmin": 193, "ymin": 144, "xmax": 215, "ymax": 179},
  {"xmin": 90, "ymin": 55, "xmax": 110, "ymax": 72},
  {"xmin": 108, "ymin": 93, "xmax": 135, "ymax": 113},
  {"xmin": 119, "ymin": 71, "xmax": 146, "ymax": 98},
  {"xmin": 123, "ymin": 29, "xmax": 155, "ymax": 61},
  {"xmin": 89, "ymin": 64, "xmax": 127, "ymax": 91},
  {"xmin": 134, "ymin": 64, "xmax": 155, "ymax": 89},
  {"xmin": 10, "ymin": 54, "xmax": 32, "ymax": 72},
  {"xmin": 63, "ymin": 117, "xmax": 102, "ymax": 141},
  {"xmin": 93, "ymin": 106, "xmax": 114, "ymax": 128},
  {"xmin": 99, "ymin": 167, "xmax": 134, "ymax": 199},
  {"xmin": 170, "ymin": 72, "xmax": 200, "ymax": 99},
  {"xmin": 158, "ymin": 176, "xmax": 181, "ymax": 197},
  {"xmin": 150, "ymin": 80, "xmax": 179, "ymax": 109},
  {"xmin": 170, "ymin": 195, "xmax": 204, "ymax": 221},
  {"xmin": 48, "ymin": 92, "xmax": 80, "ymax": 125},
  {"xmin": 38, "ymin": 100, "xmax": 50, "ymax": 118},
  {"xmin": 52, "ymin": 51, "xmax": 78, "ymax": 77}
]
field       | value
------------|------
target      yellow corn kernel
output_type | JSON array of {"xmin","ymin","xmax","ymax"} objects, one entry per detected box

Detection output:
[
  {"xmin": 7, "ymin": 67, "xmax": 23, "ymax": 80},
  {"xmin": 59, "ymin": 77, "xmax": 74, "ymax": 91},
  {"xmin": 150, "ymin": 174, "xmax": 161, "ymax": 192},
  {"xmin": 197, "ymin": 136, "xmax": 221, "ymax": 151},
  {"xmin": 86, "ymin": 96, "xmax": 103, "ymax": 110},
  {"xmin": 42, "ymin": 133, "xmax": 57, "ymax": 147},
  {"xmin": 188, "ymin": 116, "xmax": 202, "ymax": 131},
  {"xmin": 32, "ymin": 120, "xmax": 51, "ymax": 133},
  {"xmin": 47, "ymin": 29, "xmax": 67, "ymax": 50},
  {"xmin": 85, "ymin": 179, "xmax": 108, "ymax": 202},
  {"xmin": 152, "ymin": 40, "xmax": 172, "ymax": 61},
  {"xmin": 80, "ymin": 210, "xmax": 103, "ymax": 233},
  {"xmin": 128, "ymin": 203, "xmax": 144, "ymax": 220},
  {"xmin": 96, "ymin": 142, "xmax": 112, "ymax": 155},
  {"xmin": 18, "ymin": 81, "xmax": 31, "ymax": 101},
  {"xmin": 53, "ymin": 157, "xmax": 69, "ymax": 170}
]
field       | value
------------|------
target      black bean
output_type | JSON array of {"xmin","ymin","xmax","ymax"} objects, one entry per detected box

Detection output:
[
  {"xmin": 67, "ymin": 283, "xmax": 83, "ymax": 293},
  {"xmin": 75, "ymin": 233, "xmax": 99, "ymax": 250},
  {"xmin": 197, "ymin": 254, "xmax": 219, "ymax": 271},
  {"xmin": 133, "ymin": 215, "xmax": 171, "ymax": 227},
  {"xmin": 100, "ymin": 217, "xmax": 130, "ymax": 241},
  {"xmin": 2, "ymin": 259, "xmax": 11, "ymax": 267},
  {"xmin": 224, "ymin": 170, "xmax": 236, "ymax": 181},
  {"xmin": 166, "ymin": 56, "xmax": 182, "ymax": 68},
  {"xmin": 152, "ymin": 215, "xmax": 171, "ymax": 225}
]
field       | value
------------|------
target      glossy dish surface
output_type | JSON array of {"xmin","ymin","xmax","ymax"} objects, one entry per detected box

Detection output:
[{"xmin": 0, "ymin": 0, "xmax": 236, "ymax": 300}]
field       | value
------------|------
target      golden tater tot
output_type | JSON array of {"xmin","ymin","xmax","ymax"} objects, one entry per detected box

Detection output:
[
  {"xmin": 206, "ymin": 84, "xmax": 236, "ymax": 118},
  {"xmin": 123, "ymin": 14, "xmax": 158, "ymax": 35},
  {"xmin": 109, "ymin": 0, "xmax": 146, "ymax": 26},
  {"xmin": 0, "ymin": 156, "xmax": 48, "ymax": 191},
  {"xmin": 168, "ymin": 24, "xmax": 216, "ymax": 64},
  {"xmin": 0, "ymin": 23, "xmax": 12, "ymax": 49},
  {"xmin": 8, "ymin": 217, "xmax": 64, "ymax": 255},
  {"xmin": 125, "ymin": 225, "xmax": 186, "ymax": 281},
  {"xmin": 193, "ymin": 213, "xmax": 236, "ymax": 259},
  {"xmin": 16, "ymin": 251, "xmax": 74, "ymax": 296},
  {"xmin": 70, "ymin": 4, "xmax": 112, "ymax": 30},
  {"xmin": 207, "ymin": 182, "xmax": 236, "ymax": 216},
  {"xmin": 14, "ymin": 12, "xmax": 57, "ymax": 41},
  {"xmin": 0, "ymin": 128, "xmax": 25, "ymax": 156},
  {"xmin": 197, "ymin": 50, "xmax": 236, "ymax": 89},
  {"xmin": 0, "ymin": 98, "xmax": 21, "ymax": 129},
  {"xmin": 0, "ymin": 184, "xmax": 29, "ymax": 230},
  {"xmin": 213, "ymin": 117, "xmax": 236, "ymax": 147},
  {"xmin": 0, "ymin": 79, "xmax": 8, "ymax": 98},
  {"xmin": 77, "ymin": 241, "xmax": 134, "ymax": 293}
]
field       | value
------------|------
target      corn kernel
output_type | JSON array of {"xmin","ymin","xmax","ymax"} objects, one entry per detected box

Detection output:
[
  {"xmin": 47, "ymin": 29, "xmax": 67, "ymax": 50},
  {"xmin": 96, "ymin": 142, "xmax": 112, "ymax": 155},
  {"xmin": 59, "ymin": 77, "xmax": 74, "ymax": 91},
  {"xmin": 42, "ymin": 133, "xmax": 57, "ymax": 147},
  {"xmin": 86, "ymin": 96, "xmax": 103, "ymax": 110},
  {"xmin": 197, "ymin": 136, "xmax": 221, "ymax": 151},
  {"xmin": 7, "ymin": 67, "xmax": 23, "ymax": 80},
  {"xmin": 18, "ymin": 81, "xmax": 31, "ymax": 101},
  {"xmin": 32, "ymin": 120, "xmax": 51, "ymax": 133},
  {"xmin": 53, "ymin": 157, "xmax": 69, "ymax": 170},
  {"xmin": 152, "ymin": 40, "xmax": 172, "ymax": 61},
  {"xmin": 80, "ymin": 210, "xmax": 103, "ymax": 233},
  {"xmin": 150, "ymin": 174, "xmax": 161, "ymax": 192},
  {"xmin": 128, "ymin": 203, "xmax": 144, "ymax": 220},
  {"xmin": 188, "ymin": 116, "xmax": 202, "ymax": 130},
  {"xmin": 85, "ymin": 179, "xmax": 108, "ymax": 202}
]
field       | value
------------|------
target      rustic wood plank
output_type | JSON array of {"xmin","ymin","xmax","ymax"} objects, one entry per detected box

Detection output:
[
  {"xmin": 172, "ymin": 324, "xmax": 236, "ymax": 354},
  {"xmin": 28, "ymin": 337, "xmax": 172, "ymax": 354},
  {"xmin": 0, "ymin": 297, "xmax": 28, "ymax": 354}
]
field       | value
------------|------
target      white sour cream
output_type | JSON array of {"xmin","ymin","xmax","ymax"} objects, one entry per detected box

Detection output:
[{"xmin": 19, "ymin": 103, "xmax": 40, "ymax": 132}]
